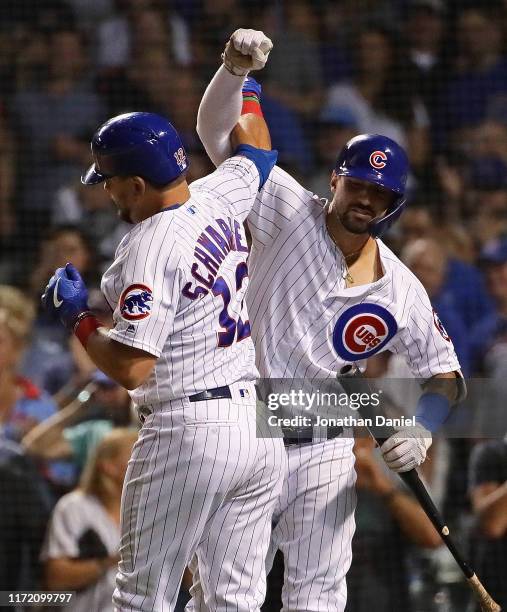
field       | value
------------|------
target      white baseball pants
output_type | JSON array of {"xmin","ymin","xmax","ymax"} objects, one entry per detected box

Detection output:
[{"xmin": 113, "ymin": 382, "xmax": 287, "ymax": 611}]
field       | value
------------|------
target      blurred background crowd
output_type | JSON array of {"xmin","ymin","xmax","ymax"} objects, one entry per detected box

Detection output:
[{"xmin": 0, "ymin": 0, "xmax": 506, "ymax": 610}]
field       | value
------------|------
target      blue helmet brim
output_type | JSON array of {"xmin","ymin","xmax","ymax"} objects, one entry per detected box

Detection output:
[
  {"xmin": 336, "ymin": 167, "xmax": 404, "ymax": 196},
  {"xmin": 81, "ymin": 163, "xmax": 106, "ymax": 185}
]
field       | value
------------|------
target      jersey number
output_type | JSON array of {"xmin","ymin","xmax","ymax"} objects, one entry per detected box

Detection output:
[{"xmin": 212, "ymin": 262, "xmax": 251, "ymax": 347}]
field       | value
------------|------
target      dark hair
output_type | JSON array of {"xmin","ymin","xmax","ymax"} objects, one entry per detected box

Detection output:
[{"xmin": 47, "ymin": 224, "xmax": 93, "ymax": 251}]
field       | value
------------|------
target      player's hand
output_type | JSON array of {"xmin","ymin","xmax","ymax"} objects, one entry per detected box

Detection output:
[
  {"xmin": 41, "ymin": 262, "xmax": 89, "ymax": 329},
  {"xmin": 222, "ymin": 28, "xmax": 273, "ymax": 76},
  {"xmin": 380, "ymin": 424, "xmax": 432, "ymax": 473}
]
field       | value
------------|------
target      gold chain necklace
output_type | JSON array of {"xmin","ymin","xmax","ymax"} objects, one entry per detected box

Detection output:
[
  {"xmin": 341, "ymin": 248, "xmax": 364, "ymax": 284},
  {"xmin": 325, "ymin": 215, "xmax": 367, "ymax": 284}
]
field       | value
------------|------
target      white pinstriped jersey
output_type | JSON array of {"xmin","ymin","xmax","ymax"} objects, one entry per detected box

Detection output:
[
  {"xmin": 247, "ymin": 166, "xmax": 461, "ymax": 379},
  {"xmin": 101, "ymin": 156, "xmax": 260, "ymax": 405}
]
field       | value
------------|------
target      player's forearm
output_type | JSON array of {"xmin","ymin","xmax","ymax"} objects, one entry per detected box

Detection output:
[
  {"xmin": 424, "ymin": 372, "xmax": 459, "ymax": 403},
  {"xmin": 384, "ymin": 490, "xmax": 442, "ymax": 548},
  {"xmin": 231, "ymin": 114, "xmax": 271, "ymax": 151},
  {"xmin": 414, "ymin": 372, "xmax": 461, "ymax": 434},
  {"xmin": 84, "ymin": 327, "xmax": 156, "ymax": 390},
  {"xmin": 44, "ymin": 557, "xmax": 109, "ymax": 590},
  {"xmin": 21, "ymin": 401, "xmax": 81, "ymax": 457},
  {"xmin": 197, "ymin": 65, "xmax": 245, "ymax": 166},
  {"xmin": 475, "ymin": 482, "xmax": 507, "ymax": 538}
]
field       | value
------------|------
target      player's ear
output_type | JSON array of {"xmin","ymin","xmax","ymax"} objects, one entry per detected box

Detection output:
[
  {"xmin": 132, "ymin": 176, "xmax": 146, "ymax": 199},
  {"xmin": 330, "ymin": 170, "xmax": 338, "ymax": 193}
]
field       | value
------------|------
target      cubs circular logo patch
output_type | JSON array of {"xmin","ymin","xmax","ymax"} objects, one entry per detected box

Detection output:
[
  {"xmin": 433, "ymin": 309, "xmax": 451, "ymax": 342},
  {"xmin": 333, "ymin": 303, "xmax": 397, "ymax": 361},
  {"xmin": 369, "ymin": 150, "xmax": 387, "ymax": 169},
  {"xmin": 120, "ymin": 283, "xmax": 153, "ymax": 321}
]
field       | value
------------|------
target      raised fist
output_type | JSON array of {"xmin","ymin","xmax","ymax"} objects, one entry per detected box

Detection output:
[{"xmin": 222, "ymin": 28, "xmax": 273, "ymax": 76}]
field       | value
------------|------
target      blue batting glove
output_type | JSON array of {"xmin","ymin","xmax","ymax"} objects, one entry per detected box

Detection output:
[
  {"xmin": 242, "ymin": 76, "xmax": 262, "ymax": 99},
  {"xmin": 41, "ymin": 263, "xmax": 89, "ymax": 329}
]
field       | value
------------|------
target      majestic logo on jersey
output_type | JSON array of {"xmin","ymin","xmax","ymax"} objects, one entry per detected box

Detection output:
[
  {"xmin": 369, "ymin": 150, "xmax": 387, "ymax": 169},
  {"xmin": 433, "ymin": 309, "xmax": 451, "ymax": 342},
  {"xmin": 120, "ymin": 284, "xmax": 153, "ymax": 321},
  {"xmin": 333, "ymin": 303, "xmax": 398, "ymax": 361},
  {"xmin": 173, "ymin": 147, "xmax": 187, "ymax": 170}
]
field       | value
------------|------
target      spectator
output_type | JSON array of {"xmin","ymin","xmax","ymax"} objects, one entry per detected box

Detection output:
[
  {"xmin": 0, "ymin": 286, "xmax": 57, "ymax": 443},
  {"xmin": 41, "ymin": 428, "xmax": 138, "ymax": 611},
  {"xmin": 308, "ymin": 106, "xmax": 359, "ymax": 197},
  {"xmin": 52, "ymin": 180, "xmax": 130, "ymax": 268},
  {"xmin": 346, "ymin": 436, "xmax": 441, "ymax": 611},
  {"xmin": 318, "ymin": 2, "xmax": 351, "ymax": 83},
  {"xmin": 263, "ymin": 0, "xmax": 324, "ymax": 116},
  {"xmin": 473, "ymin": 120, "xmax": 507, "ymax": 164},
  {"xmin": 401, "ymin": 238, "xmax": 471, "ymax": 374},
  {"xmin": 402, "ymin": 231, "xmax": 492, "ymax": 332},
  {"xmin": 439, "ymin": 7, "xmax": 507, "ymax": 149},
  {"xmin": 23, "ymin": 226, "xmax": 98, "ymax": 395},
  {"xmin": 326, "ymin": 24, "xmax": 430, "ymax": 170},
  {"xmin": 468, "ymin": 437, "xmax": 507, "ymax": 610},
  {"xmin": 469, "ymin": 239, "xmax": 507, "ymax": 439},
  {"xmin": 403, "ymin": 0, "xmax": 448, "ymax": 124},
  {"xmin": 192, "ymin": 0, "xmax": 244, "ymax": 79},
  {"xmin": 0, "ymin": 436, "xmax": 51, "ymax": 591},
  {"xmin": 28, "ymin": 225, "xmax": 96, "ymax": 300},
  {"xmin": 96, "ymin": 0, "xmax": 191, "ymax": 72},
  {"xmin": 466, "ymin": 158, "xmax": 507, "ymax": 250},
  {"xmin": 397, "ymin": 205, "xmax": 435, "ymax": 244},
  {"xmin": 23, "ymin": 371, "xmax": 133, "ymax": 476},
  {"xmin": 102, "ymin": 43, "xmax": 202, "ymax": 150},
  {"xmin": 120, "ymin": 46, "xmax": 201, "ymax": 149},
  {"xmin": 11, "ymin": 27, "xmax": 105, "ymax": 250},
  {"xmin": 469, "ymin": 238, "xmax": 507, "ymax": 375},
  {"xmin": 0, "ymin": 284, "xmax": 80, "ymax": 491}
]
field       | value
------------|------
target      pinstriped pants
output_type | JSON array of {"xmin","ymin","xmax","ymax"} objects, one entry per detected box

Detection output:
[
  {"xmin": 189, "ymin": 437, "xmax": 357, "ymax": 612},
  {"xmin": 112, "ymin": 382, "xmax": 287, "ymax": 612},
  {"xmin": 266, "ymin": 438, "xmax": 357, "ymax": 612}
]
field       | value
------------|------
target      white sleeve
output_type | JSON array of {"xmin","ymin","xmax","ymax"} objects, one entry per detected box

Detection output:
[
  {"xmin": 388, "ymin": 286, "xmax": 461, "ymax": 379},
  {"xmin": 40, "ymin": 499, "xmax": 80, "ymax": 560},
  {"xmin": 196, "ymin": 65, "xmax": 245, "ymax": 166},
  {"xmin": 248, "ymin": 166, "xmax": 319, "ymax": 247},
  {"xmin": 108, "ymin": 220, "xmax": 182, "ymax": 358},
  {"xmin": 191, "ymin": 155, "xmax": 260, "ymax": 222}
]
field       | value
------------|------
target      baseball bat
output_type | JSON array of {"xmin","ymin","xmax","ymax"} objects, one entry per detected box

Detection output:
[{"xmin": 338, "ymin": 364, "xmax": 501, "ymax": 612}]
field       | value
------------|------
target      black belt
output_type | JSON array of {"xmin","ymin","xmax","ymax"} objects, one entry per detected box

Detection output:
[
  {"xmin": 189, "ymin": 385, "xmax": 232, "ymax": 402},
  {"xmin": 282, "ymin": 425, "xmax": 343, "ymax": 446}
]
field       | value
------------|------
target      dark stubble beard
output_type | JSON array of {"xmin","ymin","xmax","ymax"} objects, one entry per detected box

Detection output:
[{"xmin": 338, "ymin": 208, "xmax": 373, "ymax": 235}]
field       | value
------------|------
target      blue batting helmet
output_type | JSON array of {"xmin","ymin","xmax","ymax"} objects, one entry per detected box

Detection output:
[
  {"xmin": 335, "ymin": 134, "xmax": 409, "ymax": 237},
  {"xmin": 81, "ymin": 112, "xmax": 189, "ymax": 186}
]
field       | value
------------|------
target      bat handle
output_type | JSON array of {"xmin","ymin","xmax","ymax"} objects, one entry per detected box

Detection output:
[{"xmin": 468, "ymin": 574, "xmax": 502, "ymax": 611}]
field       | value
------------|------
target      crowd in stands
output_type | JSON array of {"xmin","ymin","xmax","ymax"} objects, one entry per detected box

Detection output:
[{"xmin": 0, "ymin": 0, "xmax": 505, "ymax": 610}]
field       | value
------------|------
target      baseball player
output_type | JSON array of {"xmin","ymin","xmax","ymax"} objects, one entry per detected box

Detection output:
[
  {"xmin": 196, "ymin": 29, "xmax": 465, "ymax": 612},
  {"xmin": 41, "ymin": 32, "xmax": 288, "ymax": 612}
]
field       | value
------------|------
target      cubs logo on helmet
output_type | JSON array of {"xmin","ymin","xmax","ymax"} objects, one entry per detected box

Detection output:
[
  {"xmin": 333, "ymin": 303, "xmax": 398, "ymax": 361},
  {"xmin": 433, "ymin": 309, "xmax": 451, "ymax": 342},
  {"xmin": 120, "ymin": 284, "xmax": 153, "ymax": 321},
  {"xmin": 369, "ymin": 150, "xmax": 387, "ymax": 169}
]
